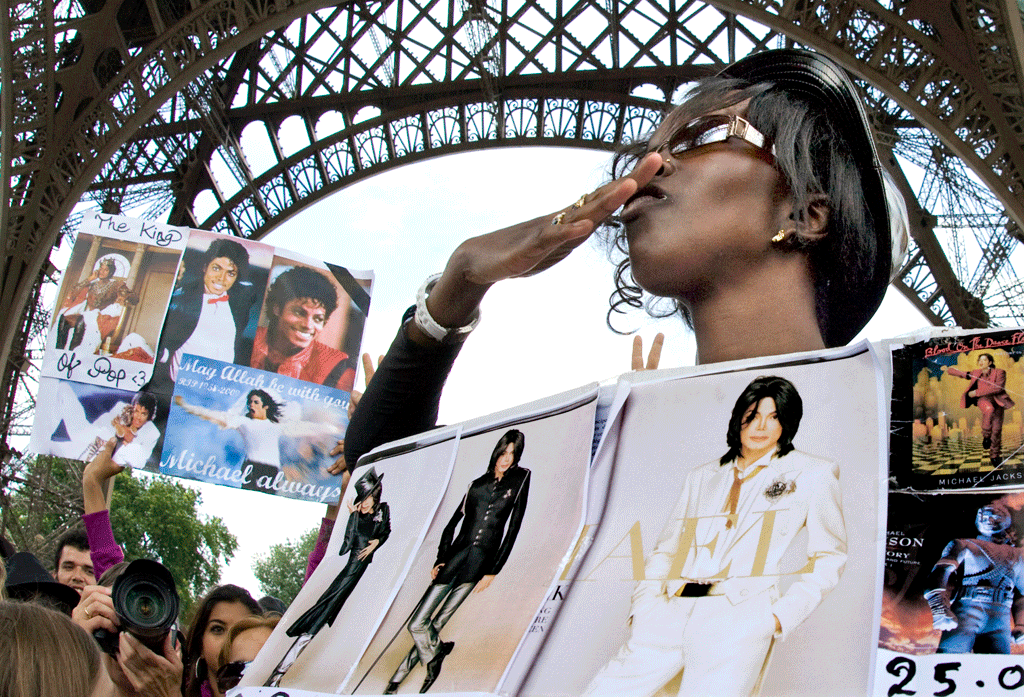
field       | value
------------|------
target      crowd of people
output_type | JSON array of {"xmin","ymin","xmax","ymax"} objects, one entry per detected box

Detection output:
[{"xmin": 3, "ymin": 46, "xmax": 910, "ymax": 697}]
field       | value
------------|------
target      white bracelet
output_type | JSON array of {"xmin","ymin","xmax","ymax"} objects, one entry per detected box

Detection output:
[{"xmin": 414, "ymin": 273, "xmax": 481, "ymax": 343}]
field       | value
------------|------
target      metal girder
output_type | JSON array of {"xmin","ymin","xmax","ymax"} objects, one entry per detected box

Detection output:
[{"xmin": 5, "ymin": 0, "xmax": 1024, "ymax": 444}]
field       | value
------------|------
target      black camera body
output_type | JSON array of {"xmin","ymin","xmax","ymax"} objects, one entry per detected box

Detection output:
[{"xmin": 93, "ymin": 558, "xmax": 180, "ymax": 656}]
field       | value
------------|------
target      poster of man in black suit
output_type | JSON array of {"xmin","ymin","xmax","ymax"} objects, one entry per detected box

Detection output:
[{"xmin": 383, "ymin": 429, "xmax": 530, "ymax": 694}]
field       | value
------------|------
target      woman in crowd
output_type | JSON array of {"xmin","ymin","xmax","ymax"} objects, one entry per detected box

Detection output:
[
  {"xmin": 182, "ymin": 584, "xmax": 263, "ymax": 697},
  {"xmin": 215, "ymin": 615, "xmax": 281, "ymax": 694},
  {"xmin": 0, "ymin": 600, "xmax": 113, "ymax": 697},
  {"xmin": 343, "ymin": 48, "xmax": 910, "ymax": 475}
]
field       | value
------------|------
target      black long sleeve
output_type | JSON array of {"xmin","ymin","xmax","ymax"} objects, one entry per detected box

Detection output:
[{"xmin": 344, "ymin": 307, "xmax": 464, "ymax": 471}]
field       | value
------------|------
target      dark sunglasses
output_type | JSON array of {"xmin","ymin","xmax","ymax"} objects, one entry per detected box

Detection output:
[
  {"xmin": 660, "ymin": 114, "xmax": 774, "ymax": 159},
  {"xmin": 215, "ymin": 660, "xmax": 252, "ymax": 693}
]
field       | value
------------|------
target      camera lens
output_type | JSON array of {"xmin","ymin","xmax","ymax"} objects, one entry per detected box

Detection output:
[
  {"xmin": 122, "ymin": 580, "xmax": 170, "ymax": 629},
  {"xmin": 111, "ymin": 559, "xmax": 180, "ymax": 650}
]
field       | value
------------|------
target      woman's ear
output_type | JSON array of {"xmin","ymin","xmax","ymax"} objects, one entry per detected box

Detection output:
[{"xmin": 793, "ymin": 195, "xmax": 830, "ymax": 243}]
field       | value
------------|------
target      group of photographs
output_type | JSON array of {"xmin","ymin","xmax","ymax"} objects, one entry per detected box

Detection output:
[
  {"xmin": 879, "ymin": 328, "xmax": 1024, "ymax": 695},
  {"xmin": 30, "ymin": 212, "xmax": 373, "ymax": 502},
  {"xmin": 230, "ymin": 342, "xmax": 888, "ymax": 696}
]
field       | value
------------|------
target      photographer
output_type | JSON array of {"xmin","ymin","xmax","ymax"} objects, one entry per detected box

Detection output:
[{"xmin": 71, "ymin": 563, "xmax": 183, "ymax": 697}]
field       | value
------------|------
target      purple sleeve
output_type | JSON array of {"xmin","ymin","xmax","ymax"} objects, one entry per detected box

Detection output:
[
  {"xmin": 304, "ymin": 517, "xmax": 337, "ymax": 584},
  {"xmin": 82, "ymin": 510, "xmax": 125, "ymax": 581}
]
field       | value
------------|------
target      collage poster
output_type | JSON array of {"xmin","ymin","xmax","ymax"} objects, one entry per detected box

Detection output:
[
  {"xmin": 30, "ymin": 213, "xmax": 373, "ymax": 503},
  {"xmin": 879, "ymin": 328, "xmax": 1024, "ymax": 696}
]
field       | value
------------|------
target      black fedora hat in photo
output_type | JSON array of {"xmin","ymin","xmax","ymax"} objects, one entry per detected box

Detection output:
[
  {"xmin": 352, "ymin": 466, "xmax": 384, "ymax": 505},
  {"xmin": 5, "ymin": 551, "xmax": 82, "ymax": 615},
  {"xmin": 720, "ymin": 48, "xmax": 909, "ymax": 347}
]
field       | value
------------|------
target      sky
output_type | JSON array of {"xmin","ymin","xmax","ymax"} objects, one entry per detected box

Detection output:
[{"xmin": 189, "ymin": 145, "xmax": 931, "ymax": 596}]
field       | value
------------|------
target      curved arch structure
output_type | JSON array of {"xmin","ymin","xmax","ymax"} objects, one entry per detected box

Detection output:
[{"xmin": 3, "ymin": 0, "xmax": 1024, "ymax": 443}]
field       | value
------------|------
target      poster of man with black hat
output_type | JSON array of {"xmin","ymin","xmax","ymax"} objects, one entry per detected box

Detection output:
[{"xmin": 266, "ymin": 466, "xmax": 390, "ymax": 686}]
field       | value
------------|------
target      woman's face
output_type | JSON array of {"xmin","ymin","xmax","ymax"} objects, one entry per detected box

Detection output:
[
  {"xmin": 979, "ymin": 354, "xmax": 992, "ymax": 369},
  {"xmin": 203, "ymin": 256, "xmax": 238, "ymax": 296},
  {"xmin": 272, "ymin": 298, "xmax": 327, "ymax": 352},
  {"xmin": 739, "ymin": 397, "xmax": 783, "ymax": 459},
  {"xmin": 495, "ymin": 443, "xmax": 516, "ymax": 475},
  {"xmin": 248, "ymin": 395, "xmax": 267, "ymax": 420},
  {"xmin": 202, "ymin": 600, "xmax": 254, "ymax": 678},
  {"xmin": 98, "ymin": 262, "xmax": 113, "ymax": 279},
  {"xmin": 622, "ymin": 99, "xmax": 792, "ymax": 302}
]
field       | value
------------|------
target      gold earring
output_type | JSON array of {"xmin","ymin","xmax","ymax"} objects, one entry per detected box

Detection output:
[{"xmin": 771, "ymin": 229, "xmax": 787, "ymax": 243}]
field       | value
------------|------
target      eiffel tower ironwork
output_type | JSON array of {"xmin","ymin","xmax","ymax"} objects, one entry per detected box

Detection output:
[{"xmin": 3, "ymin": 0, "xmax": 1024, "ymax": 448}]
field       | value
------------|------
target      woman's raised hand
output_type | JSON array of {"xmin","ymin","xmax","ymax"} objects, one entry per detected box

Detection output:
[{"xmin": 418, "ymin": 153, "xmax": 663, "ymax": 334}]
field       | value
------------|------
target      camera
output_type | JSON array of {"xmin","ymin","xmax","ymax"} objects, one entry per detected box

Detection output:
[{"xmin": 93, "ymin": 559, "xmax": 180, "ymax": 656}]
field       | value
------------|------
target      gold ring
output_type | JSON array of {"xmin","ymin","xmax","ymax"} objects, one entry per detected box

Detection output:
[
  {"xmin": 572, "ymin": 194, "xmax": 587, "ymax": 209},
  {"xmin": 85, "ymin": 607, "xmax": 92, "ymax": 619},
  {"xmin": 551, "ymin": 211, "xmax": 567, "ymax": 225}
]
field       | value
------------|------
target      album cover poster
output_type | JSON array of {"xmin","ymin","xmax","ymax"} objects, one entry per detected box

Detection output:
[
  {"xmin": 159, "ymin": 355, "xmax": 350, "ymax": 502},
  {"xmin": 29, "ymin": 377, "xmax": 168, "ymax": 470},
  {"xmin": 41, "ymin": 212, "xmax": 189, "ymax": 389},
  {"xmin": 344, "ymin": 397, "xmax": 596, "ymax": 695},
  {"xmin": 239, "ymin": 433, "xmax": 461, "ymax": 692},
  {"xmin": 524, "ymin": 346, "xmax": 886, "ymax": 697},
  {"xmin": 890, "ymin": 327, "xmax": 1024, "ymax": 491},
  {"xmin": 875, "ymin": 489, "xmax": 1024, "ymax": 696}
]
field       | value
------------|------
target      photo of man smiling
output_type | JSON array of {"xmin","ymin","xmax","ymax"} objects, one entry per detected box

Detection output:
[{"xmin": 250, "ymin": 264, "xmax": 358, "ymax": 392}]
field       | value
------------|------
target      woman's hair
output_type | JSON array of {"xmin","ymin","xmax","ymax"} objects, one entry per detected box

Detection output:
[
  {"xmin": 487, "ymin": 429, "xmax": 526, "ymax": 475},
  {"xmin": 979, "ymin": 353, "xmax": 995, "ymax": 365},
  {"xmin": 720, "ymin": 376, "xmax": 803, "ymax": 464},
  {"xmin": 603, "ymin": 77, "xmax": 876, "ymax": 345},
  {"xmin": 266, "ymin": 266, "xmax": 339, "ymax": 320},
  {"xmin": 97, "ymin": 560, "xmax": 131, "ymax": 587},
  {"xmin": 216, "ymin": 614, "xmax": 280, "ymax": 668},
  {"xmin": 202, "ymin": 238, "xmax": 250, "ymax": 281},
  {"xmin": 0, "ymin": 600, "xmax": 102, "ymax": 697},
  {"xmin": 182, "ymin": 584, "xmax": 261, "ymax": 697},
  {"xmin": 246, "ymin": 389, "xmax": 282, "ymax": 423}
]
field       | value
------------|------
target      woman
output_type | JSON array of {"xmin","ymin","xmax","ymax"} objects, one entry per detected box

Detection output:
[
  {"xmin": 383, "ymin": 429, "xmax": 529, "ymax": 694},
  {"xmin": 174, "ymin": 388, "xmax": 339, "ymax": 493},
  {"xmin": 0, "ymin": 600, "xmax": 113, "ymax": 697},
  {"xmin": 343, "ymin": 48, "xmax": 909, "ymax": 472},
  {"xmin": 584, "ymin": 376, "xmax": 845, "ymax": 696},
  {"xmin": 215, "ymin": 615, "xmax": 281, "ymax": 694},
  {"xmin": 182, "ymin": 584, "xmax": 263, "ymax": 697},
  {"xmin": 266, "ymin": 467, "xmax": 390, "ymax": 686}
]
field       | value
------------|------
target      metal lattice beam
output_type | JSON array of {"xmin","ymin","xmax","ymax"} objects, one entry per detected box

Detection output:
[{"xmin": 6, "ymin": 0, "xmax": 1024, "ymax": 445}]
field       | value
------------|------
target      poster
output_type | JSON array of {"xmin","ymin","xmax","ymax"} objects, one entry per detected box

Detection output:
[
  {"xmin": 525, "ymin": 346, "xmax": 886, "ymax": 697},
  {"xmin": 879, "ymin": 328, "xmax": 1024, "ymax": 696},
  {"xmin": 41, "ymin": 212, "xmax": 189, "ymax": 389},
  {"xmin": 160, "ymin": 356, "xmax": 351, "ymax": 502},
  {"xmin": 30, "ymin": 214, "xmax": 373, "ymax": 502}
]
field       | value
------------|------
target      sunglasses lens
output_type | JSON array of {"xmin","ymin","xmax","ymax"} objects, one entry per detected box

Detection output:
[
  {"xmin": 216, "ymin": 661, "xmax": 248, "ymax": 692},
  {"xmin": 669, "ymin": 115, "xmax": 730, "ymax": 155}
]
